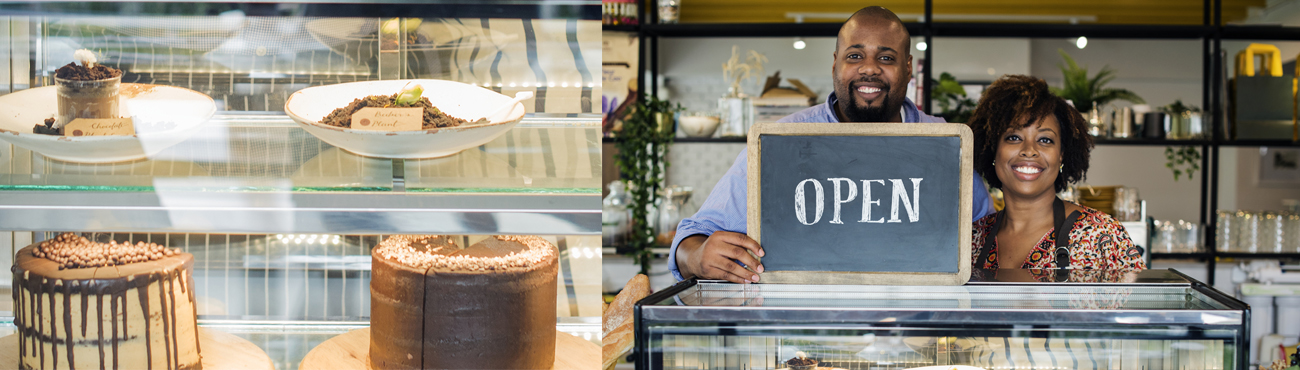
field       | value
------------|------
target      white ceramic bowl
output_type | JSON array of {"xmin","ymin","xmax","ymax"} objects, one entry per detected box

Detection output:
[
  {"xmin": 284, "ymin": 79, "xmax": 526, "ymax": 159},
  {"xmin": 679, "ymin": 114, "xmax": 720, "ymax": 138},
  {"xmin": 304, "ymin": 19, "xmax": 516, "ymax": 65},
  {"xmin": 0, "ymin": 84, "xmax": 216, "ymax": 163}
]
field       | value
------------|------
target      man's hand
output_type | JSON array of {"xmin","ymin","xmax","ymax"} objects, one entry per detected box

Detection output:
[{"xmin": 676, "ymin": 231, "xmax": 765, "ymax": 284}]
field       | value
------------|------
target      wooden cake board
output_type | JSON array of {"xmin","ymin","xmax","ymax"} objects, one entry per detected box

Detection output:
[
  {"xmin": 0, "ymin": 327, "xmax": 274, "ymax": 370},
  {"xmin": 299, "ymin": 328, "xmax": 598, "ymax": 370}
]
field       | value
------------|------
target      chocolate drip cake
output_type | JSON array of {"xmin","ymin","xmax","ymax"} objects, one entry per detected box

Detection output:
[
  {"xmin": 13, "ymin": 233, "xmax": 202, "ymax": 370},
  {"xmin": 370, "ymin": 235, "xmax": 558, "ymax": 370}
]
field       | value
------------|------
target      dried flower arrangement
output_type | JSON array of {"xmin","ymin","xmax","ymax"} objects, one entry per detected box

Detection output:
[{"xmin": 721, "ymin": 45, "xmax": 768, "ymax": 98}]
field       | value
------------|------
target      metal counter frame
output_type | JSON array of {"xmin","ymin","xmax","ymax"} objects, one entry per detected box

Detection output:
[{"xmin": 634, "ymin": 269, "xmax": 1250, "ymax": 369}]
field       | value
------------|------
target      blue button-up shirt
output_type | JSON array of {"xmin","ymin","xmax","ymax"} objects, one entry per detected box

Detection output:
[{"xmin": 667, "ymin": 93, "xmax": 997, "ymax": 280}]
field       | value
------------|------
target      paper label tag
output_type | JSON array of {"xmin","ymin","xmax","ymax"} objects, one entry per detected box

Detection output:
[
  {"xmin": 63, "ymin": 118, "xmax": 135, "ymax": 137},
  {"xmin": 350, "ymin": 107, "xmax": 423, "ymax": 131}
]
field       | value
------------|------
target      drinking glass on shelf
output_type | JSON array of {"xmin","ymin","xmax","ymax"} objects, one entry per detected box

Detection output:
[
  {"xmin": 1153, "ymin": 220, "xmax": 1176, "ymax": 253},
  {"xmin": 1262, "ymin": 212, "xmax": 1285, "ymax": 253},
  {"xmin": 1236, "ymin": 211, "xmax": 1259, "ymax": 253},
  {"xmin": 1217, "ymin": 210, "xmax": 1235, "ymax": 252},
  {"xmin": 1114, "ymin": 187, "xmax": 1141, "ymax": 222},
  {"xmin": 1177, "ymin": 221, "xmax": 1202, "ymax": 252},
  {"xmin": 1287, "ymin": 213, "xmax": 1300, "ymax": 253}
]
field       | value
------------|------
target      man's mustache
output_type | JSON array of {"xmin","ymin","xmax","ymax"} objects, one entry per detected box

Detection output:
[
  {"xmin": 850, "ymin": 77, "xmax": 890, "ymax": 94},
  {"xmin": 847, "ymin": 77, "xmax": 889, "ymax": 98}
]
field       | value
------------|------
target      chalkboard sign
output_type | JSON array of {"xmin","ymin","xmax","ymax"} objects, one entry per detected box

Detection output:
[{"xmin": 747, "ymin": 122, "xmax": 973, "ymax": 285}]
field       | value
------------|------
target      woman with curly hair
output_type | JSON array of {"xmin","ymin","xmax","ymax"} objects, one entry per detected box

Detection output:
[{"xmin": 967, "ymin": 75, "xmax": 1145, "ymax": 271}]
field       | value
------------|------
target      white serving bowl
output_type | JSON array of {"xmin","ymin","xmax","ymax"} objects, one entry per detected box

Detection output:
[
  {"xmin": 679, "ymin": 114, "xmax": 720, "ymax": 138},
  {"xmin": 304, "ymin": 19, "xmax": 516, "ymax": 66},
  {"xmin": 0, "ymin": 84, "xmax": 215, "ymax": 163},
  {"xmin": 284, "ymin": 79, "xmax": 526, "ymax": 159}
]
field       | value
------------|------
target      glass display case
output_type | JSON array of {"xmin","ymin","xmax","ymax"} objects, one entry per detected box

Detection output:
[
  {"xmin": 0, "ymin": 1, "xmax": 601, "ymax": 369},
  {"xmin": 636, "ymin": 269, "xmax": 1248, "ymax": 370}
]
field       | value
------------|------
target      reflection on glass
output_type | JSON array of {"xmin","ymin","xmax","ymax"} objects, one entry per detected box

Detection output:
[
  {"xmin": 654, "ymin": 332, "xmax": 1227, "ymax": 370},
  {"xmin": 16, "ymin": 16, "xmax": 597, "ymax": 114}
]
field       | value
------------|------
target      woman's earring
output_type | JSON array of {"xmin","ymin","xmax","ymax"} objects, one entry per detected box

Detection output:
[{"xmin": 1060, "ymin": 164, "xmax": 1065, "ymax": 171}]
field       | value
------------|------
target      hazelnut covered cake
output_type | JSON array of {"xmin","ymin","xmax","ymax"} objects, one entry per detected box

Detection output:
[
  {"xmin": 13, "ymin": 233, "xmax": 201, "ymax": 370},
  {"xmin": 370, "ymin": 235, "xmax": 558, "ymax": 370}
]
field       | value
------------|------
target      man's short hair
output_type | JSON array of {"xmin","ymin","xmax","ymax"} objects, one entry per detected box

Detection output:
[{"xmin": 837, "ymin": 6, "xmax": 911, "ymax": 53}]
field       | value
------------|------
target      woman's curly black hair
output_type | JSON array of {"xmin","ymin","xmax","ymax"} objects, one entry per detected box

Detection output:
[{"xmin": 966, "ymin": 75, "xmax": 1094, "ymax": 193}]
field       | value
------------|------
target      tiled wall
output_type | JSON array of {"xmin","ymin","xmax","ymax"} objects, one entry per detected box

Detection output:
[{"xmin": 665, "ymin": 142, "xmax": 745, "ymax": 209}]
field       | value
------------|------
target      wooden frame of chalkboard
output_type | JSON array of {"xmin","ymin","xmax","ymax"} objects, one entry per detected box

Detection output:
[{"xmin": 747, "ymin": 122, "xmax": 973, "ymax": 285}]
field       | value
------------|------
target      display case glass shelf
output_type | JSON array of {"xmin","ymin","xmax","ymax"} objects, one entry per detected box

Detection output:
[
  {"xmin": 0, "ymin": 116, "xmax": 601, "ymax": 234},
  {"xmin": 636, "ymin": 269, "xmax": 1247, "ymax": 370}
]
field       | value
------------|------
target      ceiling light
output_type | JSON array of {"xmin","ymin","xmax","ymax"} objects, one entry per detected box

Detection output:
[
  {"xmin": 1076, "ymin": 36, "xmax": 1087, "ymax": 49},
  {"xmin": 793, "ymin": 38, "xmax": 806, "ymax": 50},
  {"xmin": 916, "ymin": 41, "xmax": 928, "ymax": 51}
]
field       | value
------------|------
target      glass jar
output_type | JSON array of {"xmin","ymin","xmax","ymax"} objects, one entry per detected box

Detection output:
[
  {"xmin": 603, "ymin": 181, "xmax": 630, "ymax": 246},
  {"xmin": 655, "ymin": 186, "xmax": 693, "ymax": 247},
  {"xmin": 658, "ymin": 0, "xmax": 680, "ymax": 24},
  {"xmin": 1114, "ymin": 187, "xmax": 1140, "ymax": 222}
]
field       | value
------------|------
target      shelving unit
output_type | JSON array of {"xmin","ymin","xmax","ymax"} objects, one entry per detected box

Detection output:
[{"xmin": 604, "ymin": 0, "xmax": 1300, "ymax": 284}]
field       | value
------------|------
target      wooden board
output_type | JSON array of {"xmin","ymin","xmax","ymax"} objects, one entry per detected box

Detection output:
[
  {"xmin": 299, "ymin": 328, "xmax": 598, "ymax": 370},
  {"xmin": 0, "ymin": 327, "xmax": 273, "ymax": 370},
  {"xmin": 747, "ymin": 122, "xmax": 973, "ymax": 285}
]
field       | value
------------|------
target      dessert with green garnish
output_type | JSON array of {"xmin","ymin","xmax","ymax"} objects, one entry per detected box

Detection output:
[{"xmin": 320, "ymin": 84, "xmax": 469, "ymax": 129}]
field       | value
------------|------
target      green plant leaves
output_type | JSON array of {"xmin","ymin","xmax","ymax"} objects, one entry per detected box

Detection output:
[
  {"xmin": 612, "ymin": 95, "xmax": 680, "ymax": 274},
  {"xmin": 930, "ymin": 72, "xmax": 977, "ymax": 123},
  {"xmin": 1054, "ymin": 49, "xmax": 1145, "ymax": 112},
  {"xmin": 1166, "ymin": 145, "xmax": 1201, "ymax": 181}
]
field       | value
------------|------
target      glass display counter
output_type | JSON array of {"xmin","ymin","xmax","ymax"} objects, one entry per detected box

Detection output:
[
  {"xmin": 636, "ymin": 269, "xmax": 1248, "ymax": 370},
  {"xmin": 0, "ymin": 1, "xmax": 602, "ymax": 369}
]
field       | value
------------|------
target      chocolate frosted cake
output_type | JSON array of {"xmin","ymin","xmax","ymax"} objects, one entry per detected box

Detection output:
[
  {"xmin": 370, "ymin": 235, "xmax": 558, "ymax": 370},
  {"xmin": 13, "ymin": 233, "xmax": 201, "ymax": 370}
]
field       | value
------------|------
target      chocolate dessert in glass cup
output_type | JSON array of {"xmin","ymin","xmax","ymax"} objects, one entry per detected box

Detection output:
[{"xmin": 46, "ymin": 49, "xmax": 122, "ymax": 134}]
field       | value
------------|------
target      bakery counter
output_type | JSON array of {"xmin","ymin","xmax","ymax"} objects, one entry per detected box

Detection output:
[
  {"xmin": 0, "ymin": 318, "xmax": 600, "ymax": 370},
  {"xmin": 0, "ymin": 115, "xmax": 601, "ymax": 234},
  {"xmin": 635, "ymin": 269, "xmax": 1248, "ymax": 370}
]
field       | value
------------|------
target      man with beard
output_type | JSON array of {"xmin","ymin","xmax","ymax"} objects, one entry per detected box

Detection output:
[{"xmin": 668, "ymin": 6, "xmax": 996, "ymax": 284}]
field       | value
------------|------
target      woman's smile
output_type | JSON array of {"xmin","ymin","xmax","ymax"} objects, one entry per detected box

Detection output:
[{"xmin": 1010, "ymin": 161, "xmax": 1045, "ymax": 181}]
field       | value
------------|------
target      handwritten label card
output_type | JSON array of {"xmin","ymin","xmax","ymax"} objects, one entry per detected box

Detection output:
[
  {"xmin": 350, "ymin": 107, "xmax": 423, "ymax": 131},
  {"xmin": 63, "ymin": 118, "xmax": 135, "ymax": 137}
]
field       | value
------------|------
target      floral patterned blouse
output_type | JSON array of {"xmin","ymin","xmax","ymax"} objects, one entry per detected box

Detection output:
[{"xmin": 970, "ymin": 203, "xmax": 1146, "ymax": 270}]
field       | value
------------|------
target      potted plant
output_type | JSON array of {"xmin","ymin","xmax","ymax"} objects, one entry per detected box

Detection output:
[
  {"xmin": 1051, "ymin": 49, "xmax": 1145, "ymax": 113},
  {"xmin": 1052, "ymin": 49, "xmax": 1145, "ymax": 138},
  {"xmin": 930, "ymin": 72, "xmax": 977, "ymax": 123},
  {"xmin": 613, "ymin": 95, "xmax": 680, "ymax": 275}
]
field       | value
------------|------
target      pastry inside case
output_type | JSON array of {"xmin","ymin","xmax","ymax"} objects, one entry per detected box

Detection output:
[
  {"xmin": 657, "ymin": 330, "xmax": 1230, "ymax": 369},
  {"xmin": 636, "ymin": 270, "xmax": 1246, "ymax": 370}
]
